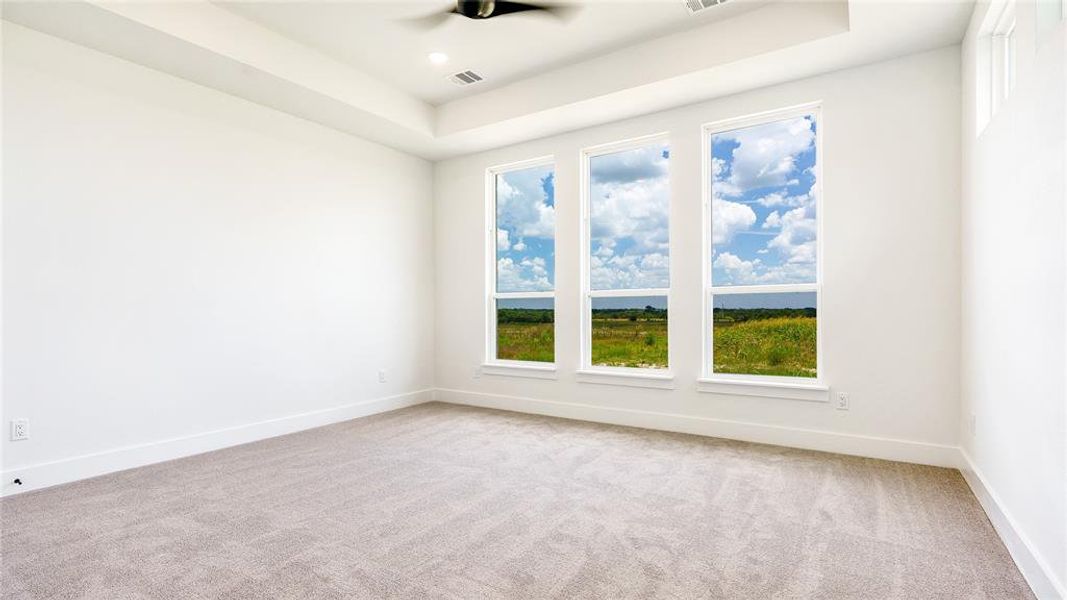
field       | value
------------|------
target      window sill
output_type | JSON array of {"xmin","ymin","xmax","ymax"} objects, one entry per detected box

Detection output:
[
  {"xmin": 480, "ymin": 362, "xmax": 558, "ymax": 380},
  {"xmin": 575, "ymin": 368, "xmax": 676, "ymax": 390},
  {"xmin": 696, "ymin": 377, "xmax": 829, "ymax": 402}
]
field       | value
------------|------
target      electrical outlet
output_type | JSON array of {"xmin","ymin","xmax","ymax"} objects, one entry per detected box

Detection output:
[
  {"xmin": 473, "ymin": 366, "xmax": 482, "ymax": 379},
  {"xmin": 836, "ymin": 392, "xmax": 849, "ymax": 411},
  {"xmin": 377, "ymin": 370, "xmax": 387, "ymax": 383},
  {"xmin": 10, "ymin": 419, "xmax": 29, "ymax": 441}
]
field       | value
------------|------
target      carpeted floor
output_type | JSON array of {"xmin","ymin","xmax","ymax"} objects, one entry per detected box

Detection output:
[{"xmin": 1, "ymin": 402, "xmax": 1033, "ymax": 599}]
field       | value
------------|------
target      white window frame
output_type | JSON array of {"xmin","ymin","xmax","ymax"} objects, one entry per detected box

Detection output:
[
  {"xmin": 698, "ymin": 104, "xmax": 828, "ymax": 401},
  {"xmin": 578, "ymin": 133, "xmax": 674, "ymax": 389},
  {"xmin": 995, "ymin": 9, "xmax": 1017, "ymax": 101},
  {"xmin": 983, "ymin": 0, "xmax": 1017, "ymax": 123},
  {"xmin": 976, "ymin": 0, "xmax": 1019, "ymax": 135},
  {"xmin": 483, "ymin": 156, "xmax": 558, "ymax": 379}
]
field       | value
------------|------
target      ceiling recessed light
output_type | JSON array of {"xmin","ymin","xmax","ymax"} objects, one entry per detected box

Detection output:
[{"xmin": 428, "ymin": 52, "xmax": 449, "ymax": 65}]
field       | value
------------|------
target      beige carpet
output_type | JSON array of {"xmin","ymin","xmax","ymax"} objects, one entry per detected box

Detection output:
[{"xmin": 1, "ymin": 402, "xmax": 1033, "ymax": 599}]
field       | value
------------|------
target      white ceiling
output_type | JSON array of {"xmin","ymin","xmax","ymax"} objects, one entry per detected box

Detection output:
[
  {"xmin": 3, "ymin": 0, "xmax": 975, "ymax": 159},
  {"xmin": 215, "ymin": 0, "xmax": 768, "ymax": 104}
]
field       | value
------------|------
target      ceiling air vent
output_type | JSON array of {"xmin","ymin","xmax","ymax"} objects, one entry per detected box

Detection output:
[
  {"xmin": 448, "ymin": 70, "xmax": 484, "ymax": 86},
  {"xmin": 683, "ymin": 0, "xmax": 726, "ymax": 15}
]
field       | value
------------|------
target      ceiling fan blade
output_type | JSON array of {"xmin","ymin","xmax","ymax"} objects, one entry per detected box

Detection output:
[
  {"xmin": 490, "ymin": 1, "xmax": 561, "ymax": 18},
  {"xmin": 398, "ymin": 8, "xmax": 457, "ymax": 30},
  {"xmin": 538, "ymin": 3, "xmax": 579, "ymax": 22},
  {"xmin": 488, "ymin": 2, "xmax": 578, "ymax": 21}
]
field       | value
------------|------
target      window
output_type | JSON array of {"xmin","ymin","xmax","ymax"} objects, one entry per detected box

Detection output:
[
  {"xmin": 976, "ymin": 0, "xmax": 1017, "ymax": 134},
  {"xmin": 994, "ymin": 5, "xmax": 1017, "ymax": 107},
  {"xmin": 581, "ymin": 136, "xmax": 670, "ymax": 374},
  {"xmin": 487, "ymin": 159, "xmax": 556, "ymax": 366},
  {"xmin": 704, "ymin": 107, "xmax": 821, "ymax": 385}
]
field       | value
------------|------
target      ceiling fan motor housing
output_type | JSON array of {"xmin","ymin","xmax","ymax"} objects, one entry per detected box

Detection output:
[{"xmin": 457, "ymin": 0, "xmax": 496, "ymax": 18}]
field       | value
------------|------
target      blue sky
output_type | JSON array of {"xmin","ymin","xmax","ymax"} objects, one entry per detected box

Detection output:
[
  {"xmin": 499, "ymin": 296, "xmax": 670, "ymax": 310},
  {"xmin": 711, "ymin": 115, "xmax": 818, "ymax": 286},
  {"xmin": 589, "ymin": 144, "xmax": 670, "ymax": 290},
  {"xmin": 592, "ymin": 296, "xmax": 668, "ymax": 309},
  {"xmin": 495, "ymin": 165, "xmax": 555, "ymax": 292},
  {"xmin": 713, "ymin": 291, "xmax": 816, "ymax": 310},
  {"xmin": 495, "ymin": 117, "xmax": 815, "ymax": 293},
  {"xmin": 500, "ymin": 292, "xmax": 810, "ymax": 310},
  {"xmin": 498, "ymin": 297, "xmax": 553, "ymax": 309}
]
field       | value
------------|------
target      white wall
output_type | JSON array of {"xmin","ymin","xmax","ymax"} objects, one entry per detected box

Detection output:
[
  {"xmin": 960, "ymin": 1, "xmax": 1066, "ymax": 597},
  {"xmin": 3, "ymin": 12, "xmax": 1062, "ymax": 594},
  {"xmin": 434, "ymin": 47, "xmax": 963, "ymax": 465},
  {"xmin": 1, "ymin": 24, "xmax": 435, "ymax": 494}
]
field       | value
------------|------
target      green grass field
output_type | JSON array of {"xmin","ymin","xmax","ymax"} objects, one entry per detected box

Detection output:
[
  {"xmin": 496, "ymin": 308, "xmax": 815, "ymax": 376},
  {"xmin": 496, "ymin": 308, "xmax": 669, "ymax": 368},
  {"xmin": 496, "ymin": 320, "xmax": 555, "ymax": 362},
  {"xmin": 713, "ymin": 316, "xmax": 816, "ymax": 377},
  {"xmin": 590, "ymin": 316, "xmax": 668, "ymax": 368}
]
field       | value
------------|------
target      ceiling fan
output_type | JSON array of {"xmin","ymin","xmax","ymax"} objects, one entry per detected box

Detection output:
[{"xmin": 403, "ymin": 0, "xmax": 573, "ymax": 29}]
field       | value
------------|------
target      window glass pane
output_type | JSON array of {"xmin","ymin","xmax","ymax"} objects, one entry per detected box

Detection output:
[
  {"xmin": 711, "ymin": 115, "xmax": 817, "ymax": 286},
  {"xmin": 591, "ymin": 296, "xmax": 667, "ymax": 369},
  {"xmin": 496, "ymin": 298, "xmax": 554, "ymax": 363},
  {"xmin": 589, "ymin": 143, "xmax": 670, "ymax": 290},
  {"xmin": 712, "ymin": 292, "xmax": 816, "ymax": 378},
  {"xmin": 496, "ymin": 165, "xmax": 555, "ymax": 292}
]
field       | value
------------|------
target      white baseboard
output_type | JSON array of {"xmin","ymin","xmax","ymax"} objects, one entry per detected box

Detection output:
[
  {"xmin": 958, "ymin": 450, "xmax": 1065, "ymax": 600},
  {"xmin": 434, "ymin": 388, "xmax": 961, "ymax": 468},
  {"xmin": 1, "ymin": 389, "xmax": 434, "ymax": 498}
]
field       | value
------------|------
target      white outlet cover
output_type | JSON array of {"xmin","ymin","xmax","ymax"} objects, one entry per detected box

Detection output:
[
  {"xmin": 11, "ymin": 419, "xmax": 29, "ymax": 441},
  {"xmin": 836, "ymin": 393, "xmax": 849, "ymax": 410}
]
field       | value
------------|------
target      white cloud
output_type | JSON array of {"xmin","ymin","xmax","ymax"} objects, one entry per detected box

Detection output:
[
  {"xmin": 714, "ymin": 203, "xmax": 817, "ymax": 285},
  {"xmin": 717, "ymin": 204, "xmax": 815, "ymax": 283},
  {"xmin": 767, "ymin": 205, "xmax": 817, "ymax": 266},
  {"xmin": 713, "ymin": 252, "xmax": 760, "ymax": 280},
  {"xmin": 522, "ymin": 201, "xmax": 555, "ymax": 238},
  {"xmin": 711, "ymin": 197, "xmax": 756, "ymax": 245},
  {"xmin": 588, "ymin": 147, "xmax": 671, "ymax": 289},
  {"xmin": 756, "ymin": 191, "xmax": 811, "ymax": 209},
  {"xmin": 590, "ymin": 144, "xmax": 668, "ymax": 184},
  {"xmin": 591, "ymin": 251, "xmax": 669, "ymax": 290},
  {"xmin": 521, "ymin": 256, "xmax": 548, "ymax": 277},
  {"xmin": 497, "ymin": 257, "xmax": 551, "ymax": 292},
  {"xmin": 496, "ymin": 166, "xmax": 555, "ymax": 291},
  {"xmin": 711, "ymin": 157, "xmax": 725, "ymax": 178},
  {"xmin": 714, "ymin": 116, "xmax": 815, "ymax": 195},
  {"xmin": 497, "ymin": 167, "xmax": 555, "ymax": 240},
  {"xmin": 713, "ymin": 250, "xmax": 814, "ymax": 285},
  {"xmin": 590, "ymin": 177, "xmax": 669, "ymax": 246},
  {"xmin": 709, "ymin": 116, "xmax": 818, "ymax": 285}
]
